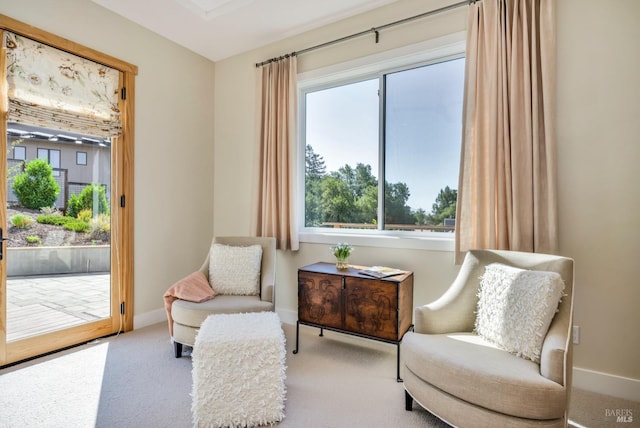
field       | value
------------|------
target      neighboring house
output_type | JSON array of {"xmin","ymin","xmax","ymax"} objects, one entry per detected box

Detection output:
[{"xmin": 6, "ymin": 122, "xmax": 111, "ymax": 211}]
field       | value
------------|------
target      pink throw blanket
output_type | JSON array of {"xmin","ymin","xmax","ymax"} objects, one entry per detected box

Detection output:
[{"xmin": 163, "ymin": 271, "xmax": 216, "ymax": 337}]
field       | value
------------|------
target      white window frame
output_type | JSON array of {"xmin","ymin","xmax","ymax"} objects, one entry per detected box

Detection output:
[{"xmin": 297, "ymin": 31, "xmax": 465, "ymax": 252}]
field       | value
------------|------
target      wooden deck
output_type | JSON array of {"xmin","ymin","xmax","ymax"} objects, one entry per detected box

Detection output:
[
  {"xmin": 5, "ymin": 273, "xmax": 110, "ymax": 343},
  {"xmin": 6, "ymin": 304, "xmax": 88, "ymax": 342}
]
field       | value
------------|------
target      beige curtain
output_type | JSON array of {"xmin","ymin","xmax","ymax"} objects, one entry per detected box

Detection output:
[
  {"xmin": 4, "ymin": 31, "xmax": 121, "ymax": 137},
  {"xmin": 455, "ymin": 0, "xmax": 557, "ymax": 263},
  {"xmin": 255, "ymin": 56, "xmax": 299, "ymax": 251}
]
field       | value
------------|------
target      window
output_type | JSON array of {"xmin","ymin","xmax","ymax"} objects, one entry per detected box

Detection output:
[
  {"xmin": 37, "ymin": 148, "xmax": 61, "ymax": 176},
  {"xmin": 76, "ymin": 151, "xmax": 87, "ymax": 165},
  {"xmin": 301, "ymin": 53, "xmax": 465, "ymax": 241},
  {"xmin": 13, "ymin": 146, "xmax": 26, "ymax": 160}
]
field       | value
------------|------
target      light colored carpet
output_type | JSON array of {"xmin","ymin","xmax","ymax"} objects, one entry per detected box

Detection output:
[{"xmin": 0, "ymin": 321, "xmax": 638, "ymax": 427}]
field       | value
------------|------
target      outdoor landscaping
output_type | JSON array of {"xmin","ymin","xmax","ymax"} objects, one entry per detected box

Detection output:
[{"xmin": 7, "ymin": 158, "xmax": 110, "ymax": 248}]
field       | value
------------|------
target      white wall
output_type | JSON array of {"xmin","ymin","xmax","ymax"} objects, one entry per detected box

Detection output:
[
  {"xmin": 0, "ymin": 0, "xmax": 216, "ymax": 316},
  {"xmin": 213, "ymin": 0, "xmax": 640, "ymax": 399},
  {"xmin": 556, "ymin": 0, "xmax": 640, "ymax": 393}
]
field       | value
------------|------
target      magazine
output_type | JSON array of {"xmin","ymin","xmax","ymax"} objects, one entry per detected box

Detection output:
[{"xmin": 359, "ymin": 266, "xmax": 405, "ymax": 278}]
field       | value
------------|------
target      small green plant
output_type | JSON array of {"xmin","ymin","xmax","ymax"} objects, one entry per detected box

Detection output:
[
  {"xmin": 89, "ymin": 213, "xmax": 110, "ymax": 242},
  {"xmin": 330, "ymin": 242, "xmax": 353, "ymax": 259},
  {"xmin": 38, "ymin": 214, "xmax": 72, "ymax": 226},
  {"xmin": 10, "ymin": 213, "xmax": 34, "ymax": 228},
  {"xmin": 26, "ymin": 235, "xmax": 41, "ymax": 244},
  {"xmin": 12, "ymin": 158, "xmax": 60, "ymax": 210},
  {"xmin": 40, "ymin": 206, "xmax": 61, "ymax": 216},
  {"xmin": 77, "ymin": 209, "xmax": 93, "ymax": 223},
  {"xmin": 63, "ymin": 219, "xmax": 91, "ymax": 233}
]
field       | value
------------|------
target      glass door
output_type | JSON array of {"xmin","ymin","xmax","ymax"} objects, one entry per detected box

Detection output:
[
  {"xmin": 0, "ymin": 17, "xmax": 135, "ymax": 367},
  {"xmin": 1, "ymin": 124, "xmax": 120, "ymax": 365}
]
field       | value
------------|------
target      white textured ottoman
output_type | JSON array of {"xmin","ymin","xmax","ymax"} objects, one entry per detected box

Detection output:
[{"xmin": 191, "ymin": 311, "xmax": 286, "ymax": 427}]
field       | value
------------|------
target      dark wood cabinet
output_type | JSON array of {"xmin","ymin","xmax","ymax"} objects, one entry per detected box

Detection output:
[{"xmin": 294, "ymin": 262, "xmax": 413, "ymax": 381}]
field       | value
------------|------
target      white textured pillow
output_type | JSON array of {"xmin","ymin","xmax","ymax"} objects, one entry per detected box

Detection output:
[
  {"xmin": 209, "ymin": 244, "xmax": 262, "ymax": 296},
  {"xmin": 475, "ymin": 263, "xmax": 565, "ymax": 363}
]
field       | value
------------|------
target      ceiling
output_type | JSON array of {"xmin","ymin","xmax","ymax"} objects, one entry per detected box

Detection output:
[{"xmin": 91, "ymin": 0, "xmax": 399, "ymax": 62}]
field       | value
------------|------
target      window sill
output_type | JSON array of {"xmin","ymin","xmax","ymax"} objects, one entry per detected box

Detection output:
[{"xmin": 299, "ymin": 230, "xmax": 454, "ymax": 252}]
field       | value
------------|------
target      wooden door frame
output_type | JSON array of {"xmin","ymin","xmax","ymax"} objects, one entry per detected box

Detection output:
[{"xmin": 0, "ymin": 14, "xmax": 136, "ymax": 365}]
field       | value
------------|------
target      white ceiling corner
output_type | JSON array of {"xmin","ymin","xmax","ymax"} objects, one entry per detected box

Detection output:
[{"xmin": 91, "ymin": 0, "xmax": 399, "ymax": 62}]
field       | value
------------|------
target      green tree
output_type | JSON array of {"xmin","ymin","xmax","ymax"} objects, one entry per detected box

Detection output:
[
  {"xmin": 335, "ymin": 163, "xmax": 377, "ymax": 223},
  {"xmin": 305, "ymin": 144, "xmax": 326, "ymax": 179},
  {"xmin": 12, "ymin": 158, "xmax": 60, "ymax": 210},
  {"xmin": 305, "ymin": 145, "xmax": 327, "ymax": 226},
  {"xmin": 304, "ymin": 144, "xmax": 417, "ymax": 228},
  {"xmin": 384, "ymin": 181, "xmax": 413, "ymax": 224},
  {"xmin": 427, "ymin": 186, "xmax": 457, "ymax": 225},
  {"xmin": 355, "ymin": 185, "xmax": 378, "ymax": 224},
  {"xmin": 320, "ymin": 175, "xmax": 354, "ymax": 223},
  {"xmin": 336, "ymin": 163, "xmax": 376, "ymax": 198},
  {"xmin": 413, "ymin": 208, "xmax": 429, "ymax": 225}
]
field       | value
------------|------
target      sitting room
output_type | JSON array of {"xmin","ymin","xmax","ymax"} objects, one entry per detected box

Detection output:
[{"xmin": 0, "ymin": 0, "xmax": 638, "ymax": 427}]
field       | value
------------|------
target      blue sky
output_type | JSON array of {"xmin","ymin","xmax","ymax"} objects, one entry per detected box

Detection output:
[{"xmin": 305, "ymin": 57, "xmax": 465, "ymax": 214}]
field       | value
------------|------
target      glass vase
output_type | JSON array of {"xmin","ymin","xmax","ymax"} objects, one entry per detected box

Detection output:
[{"xmin": 335, "ymin": 256, "xmax": 349, "ymax": 270}]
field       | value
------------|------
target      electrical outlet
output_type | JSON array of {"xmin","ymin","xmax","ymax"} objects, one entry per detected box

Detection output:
[{"xmin": 572, "ymin": 325, "xmax": 580, "ymax": 344}]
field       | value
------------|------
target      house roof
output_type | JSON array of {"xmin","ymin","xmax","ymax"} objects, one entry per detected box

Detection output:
[{"xmin": 7, "ymin": 123, "xmax": 111, "ymax": 149}]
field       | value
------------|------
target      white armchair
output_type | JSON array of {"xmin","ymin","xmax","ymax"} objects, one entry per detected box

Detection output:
[
  {"xmin": 402, "ymin": 249, "xmax": 574, "ymax": 427},
  {"xmin": 170, "ymin": 236, "xmax": 276, "ymax": 357}
]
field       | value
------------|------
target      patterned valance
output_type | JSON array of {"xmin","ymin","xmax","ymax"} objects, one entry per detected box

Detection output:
[{"xmin": 4, "ymin": 31, "xmax": 121, "ymax": 137}]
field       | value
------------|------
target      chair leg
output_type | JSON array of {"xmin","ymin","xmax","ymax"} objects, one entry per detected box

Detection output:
[
  {"xmin": 405, "ymin": 390, "xmax": 413, "ymax": 411},
  {"xmin": 174, "ymin": 341, "xmax": 183, "ymax": 358}
]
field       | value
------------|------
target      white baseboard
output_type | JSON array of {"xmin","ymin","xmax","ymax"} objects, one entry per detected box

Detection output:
[
  {"xmin": 134, "ymin": 308, "xmax": 166, "ymax": 329},
  {"xmin": 276, "ymin": 308, "xmax": 297, "ymax": 326},
  {"xmin": 573, "ymin": 367, "xmax": 640, "ymax": 402}
]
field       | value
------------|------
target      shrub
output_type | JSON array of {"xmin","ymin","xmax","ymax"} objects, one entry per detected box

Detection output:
[
  {"xmin": 38, "ymin": 214, "xmax": 72, "ymax": 227},
  {"xmin": 40, "ymin": 206, "xmax": 61, "ymax": 216},
  {"xmin": 26, "ymin": 235, "xmax": 41, "ymax": 244},
  {"xmin": 38, "ymin": 213, "xmax": 92, "ymax": 233},
  {"xmin": 89, "ymin": 213, "xmax": 111, "ymax": 242},
  {"xmin": 10, "ymin": 213, "xmax": 34, "ymax": 228},
  {"xmin": 77, "ymin": 209, "xmax": 93, "ymax": 223},
  {"xmin": 67, "ymin": 184, "xmax": 109, "ymax": 219},
  {"xmin": 12, "ymin": 159, "xmax": 60, "ymax": 210},
  {"xmin": 63, "ymin": 219, "xmax": 90, "ymax": 233}
]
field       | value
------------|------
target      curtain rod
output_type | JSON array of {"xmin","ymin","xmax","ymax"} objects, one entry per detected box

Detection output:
[{"xmin": 255, "ymin": 0, "xmax": 471, "ymax": 68}]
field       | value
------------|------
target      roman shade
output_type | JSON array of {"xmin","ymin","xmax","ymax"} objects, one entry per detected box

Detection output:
[{"xmin": 4, "ymin": 31, "xmax": 121, "ymax": 138}]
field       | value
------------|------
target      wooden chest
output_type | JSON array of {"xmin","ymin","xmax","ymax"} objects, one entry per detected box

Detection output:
[{"xmin": 294, "ymin": 262, "xmax": 413, "ymax": 380}]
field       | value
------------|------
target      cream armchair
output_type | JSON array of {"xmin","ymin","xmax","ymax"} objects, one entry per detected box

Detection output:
[
  {"xmin": 170, "ymin": 236, "xmax": 276, "ymax": 358},
  {"xmin": 402, "ymin": 249, "xmax": 574, "ymax": 428}
]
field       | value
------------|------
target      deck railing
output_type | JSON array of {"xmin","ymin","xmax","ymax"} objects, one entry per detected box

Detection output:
[{"xmin": 320, "ymin": 222, "xmax": 454, "ymax": 232}]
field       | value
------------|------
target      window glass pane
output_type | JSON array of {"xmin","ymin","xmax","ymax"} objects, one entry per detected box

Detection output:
[
  {"xmin": 13, "ymin": 146, "xmax": 26, "ymax": 160},
  {"xmin": 304, "ymin": 79, "xmax": 379, "ymax": 228},
  {"xmin": 77, "ymin": 151, "xmax": 87, "ymax": 165},
  {"xmin": 49, "ymin": 149, "xmax": 61, "ymax": 169},
  {"xmin": 384, "ymin": 58, "xmax": 465, "ymax": 231},
  {"xmin": 37, "ymin": 148, "xmax": 48, "ymax": 160}
]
